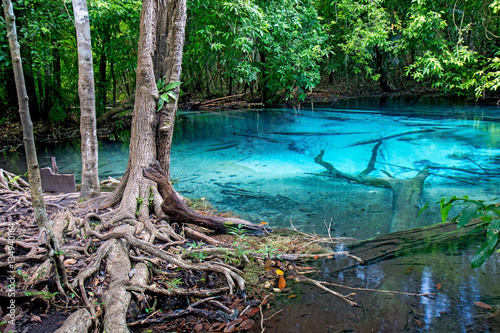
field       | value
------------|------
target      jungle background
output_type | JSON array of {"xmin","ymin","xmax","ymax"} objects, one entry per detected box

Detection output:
[{"xmin": 0, "ymin": 0, "xmax": 499, "ymax": 130}]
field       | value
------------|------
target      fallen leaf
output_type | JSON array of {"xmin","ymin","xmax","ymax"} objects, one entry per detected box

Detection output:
[
  {"xmin": 278, "ymin": 275, "xmax": 286, "ymax": 289},
  {"xmin": 273, "ymin": 288, "xmax": 282, "ymax": 292},
  {"xmin": 314, "ymin": 255, "xmax": 319, "ymax": 260},
  {"xmin": 30, "ymin": 314, "xmax": 42, "ymax": 322},
  {"xmin": 436, "ymin": 283, "xmax": 442, "ymax": 290},
  {"xmin": 63, "ymin": 258, "xmax": 76, "ymax": 266},
  {"xmin": 264, "ymin": 281, "xmax": 271, "ymax": 289},
  {"xmin": 405, "ymin": 265, "xmax": 414, "ymax": 275},
  {"xmin": 247, "ymin": 307, "xmax": 260, "ymax": 316},
  {"xmin": 287, "ymin": 294, "xmax": 297, "ymax": 299},
  {"xmin": 194, "ymin": 323, "xmax": 203, "ymax": 332},
  {"xmin": 239, "ymin": 319, "xmax": 254, "ymax": 330},
  {"xmin": 324, "ymin": 324, "xmax": 337, "ymax": 329},
  {"xmin": 414, "ymin": 319, "xmax": 422, "ymax": 328},
  {"xmin": 260, "ymin": 222, "xmax": 267, "ymax": 225},
  {"xmin": 474, "ymin": 301, "xmax": 493, "ymax": 309},
  {"xmin": 275, "ymin": 269, "xmax": 284, "ymax": 276}
]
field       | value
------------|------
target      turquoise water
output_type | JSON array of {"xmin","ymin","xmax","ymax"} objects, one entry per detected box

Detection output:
[{"xmin": 1, "ymin": 97, "xmax": 499, "ymax": 239}]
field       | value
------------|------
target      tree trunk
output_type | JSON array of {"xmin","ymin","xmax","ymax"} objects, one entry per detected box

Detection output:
[
  {"xmin": 72, "ymin": 0, "xmax": 100, "ymax": 200},
  {"xmin": 3, "ymin": 0, "xmax": 48, "ymax": 231},
  {"xmin": 154, "ymin": 0, "xmax": 187, "ymax": 180},
  {"xmin": 3, "ymin": 0, "xmax": 69, "ymax": 296},
  {"xmin": 99, "ymin": 0, "xmax": 163, "ymax": 221},
  {"xmin": 98, "ymin": 44, "xmax": 107, "ymax": 115}
]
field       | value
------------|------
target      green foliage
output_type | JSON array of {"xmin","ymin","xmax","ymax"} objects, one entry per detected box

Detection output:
[
  {"xmin": 165, "ymin": 277, "xmax": 183, "ymax": 291},
  {"xmin": 184, "ymin": 0, "xmax": 329, "ymax": 101},
  {"xmin": 430, "ymin": 196, "xmax": 500, "ymax": 268},
  {"xmin": 24, "ymin": 290, "xmax": 60, "ymax": 300},
  {"xmin": 156, "ymin": 79, "xmax": 182, "ymax": 111}
]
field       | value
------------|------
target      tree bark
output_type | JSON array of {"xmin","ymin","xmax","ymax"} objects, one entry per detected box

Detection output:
[
  {"xmin": 154, "ymin": 0, "xmax": 187, "ymax": 180},
  {"xmin": 3, "ymin": 0, "xmax": 70, "ymax": 296},
  {"xmin": 72, "ymin": 0, "xmax": 100, "ymax": 200},
  {"xmin": 3, "ymin": 0, "xmax": 48, "ymax": 231},
  {"xmin": 99, "ymin": 0, "xmax": 163, "ymax": 221}
]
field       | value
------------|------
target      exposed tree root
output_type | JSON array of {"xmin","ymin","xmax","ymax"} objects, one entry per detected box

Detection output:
[{"xmin": 143, "ymin": 161, "xmax": 272, "ymax": 234}]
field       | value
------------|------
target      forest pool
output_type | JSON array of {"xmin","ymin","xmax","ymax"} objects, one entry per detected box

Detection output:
[
  {"xmin": 2, "ymin": 96, "xmax": 498, "ymax": 238},
  {"xmin": 2, "ymin": 96, "xmax": 500, "ymax": 331}
]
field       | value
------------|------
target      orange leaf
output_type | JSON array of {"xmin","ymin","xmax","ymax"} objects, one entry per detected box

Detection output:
[
  {"xmin": 474, "ymin": 301, "xmax": 493, "ymax": 309},
  {"xmin": 314, "ymin": 255, "xmax": 319, "ymax": 260},
  {"xmin": 287, "ymin": 294, "xmax": 297, "ymax": 299},
  {"xmin": 247, "ymin": 308, "xmax": 260, "ymax": 316},
  {"xmin": 436, "ymin": 283, "xmax": 442, "ymax": 290},
  {"xmin": 260, "ymin": 222, "xmax": 268, "ymax": 225},
  {"xmin": 278, "ymin": 275, "xmax": 286, "ymax": 289},
  {"xmin": 275, "ymin": 269, "xmax": 284, "ymax": 276}
]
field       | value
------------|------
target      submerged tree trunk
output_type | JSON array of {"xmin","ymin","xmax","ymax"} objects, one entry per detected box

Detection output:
[
  {"xmin": 73, "ymin": 0, "xmax": 100, "ymax": 200},
  {"xmin": 314, "ymin": 139, "xmax": 430, "ymax": 232}
]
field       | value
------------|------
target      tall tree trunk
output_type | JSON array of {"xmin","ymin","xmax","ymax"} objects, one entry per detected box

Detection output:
[
  {"xmin": 2, "ymin": 0, "xmax": 69, "ymax": 296},
  {"xmin": 99, "ymin": 0, "xmax": 163, "ymax": 221},
  {"xmin": 73, "ymin": 0, "xmax": 100, "ymax": 200},
  {"xmin": 98, "ymin": 44, "xmax": 107, "ymax": 115},
  {"xmin": 154, "ymin": 0, "xmax": 187, "ymax": 180}
]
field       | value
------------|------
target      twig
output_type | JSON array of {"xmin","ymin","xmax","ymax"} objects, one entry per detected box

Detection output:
[
  {"xmin": 320, "ymin": 281, "xmax": 436, "ymax": 298},
  {"xmin": 306, "ymin": 278, "xmax": 359, "ymax": 307}
]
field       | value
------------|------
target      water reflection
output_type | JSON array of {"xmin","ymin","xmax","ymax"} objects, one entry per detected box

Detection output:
[{"xmin": 255, "ymin": 240, "xmax": 500, "ymax": 332}]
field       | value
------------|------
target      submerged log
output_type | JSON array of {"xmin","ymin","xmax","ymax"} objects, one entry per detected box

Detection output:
[
  {"xmin": 334, "ymin": 219, "xmax": 487, "ymax": 272},
  {"xmin": 143, "ymin": 161, "xmax": 271, "ymax": 235},
  {"xmin": 314, "ymin": 145, "xmax": 430, "ymax": 232}
]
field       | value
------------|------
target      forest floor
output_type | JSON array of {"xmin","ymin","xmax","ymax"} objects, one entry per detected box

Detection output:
[{"xmin": 0, "ymin": 171, "xmax": 364, "ymax": 333}]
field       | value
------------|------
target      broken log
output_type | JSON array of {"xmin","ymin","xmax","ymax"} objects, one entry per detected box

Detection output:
[{"xmin": 333, "ymin": 219, "xmax": 487, "ymax": 273}]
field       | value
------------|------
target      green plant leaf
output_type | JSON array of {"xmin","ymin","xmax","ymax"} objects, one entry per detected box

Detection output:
[
  {"xmin": 471, "ymin": 233, "xmax": 499, "ymax": 268},
  {"xmin": 157, "ymin": 98, "xmax": 165, "ymax": 111},
  {"xmin": 440, "ymin": 200, "xmax": 452, "ymax": 223},
  {"xmin": 160, "ymin": 93, "xmax": 171, "ymax": 103},
  {"xmin": 457, "ymin": 205, "xmax": 478, "ymax": 227},
  {"xmin": 166, "ymin": 90, "xmax": 177, "ymax": 101},
  {"xmin": 417, "ymin": 203, "xmax": 429, "ymax": 221},
  {"xmin": 164, "ymin": 81, "xmax": 182, "ymax": 91},
  {"xmin": 471, "ymin": 219, "xmax": 500, "ymax": 268}
]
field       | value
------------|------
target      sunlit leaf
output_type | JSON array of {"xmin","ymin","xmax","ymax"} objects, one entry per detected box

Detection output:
[
  {"xmin": 164, "ymin": 81, "xmax": 182, "ymax": 91},
  {"xmin": 275, "ymin": 269, "xmax": 284, "ymax": 276}
]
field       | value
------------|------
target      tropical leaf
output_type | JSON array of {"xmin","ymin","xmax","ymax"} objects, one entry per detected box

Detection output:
[
  {"xmin": 456, "ymin": 205, "xmax": 479, "ymax": 227},
  {"xmin": 164, "ymin": 81, "xmax": 182, "ymax": 91}
]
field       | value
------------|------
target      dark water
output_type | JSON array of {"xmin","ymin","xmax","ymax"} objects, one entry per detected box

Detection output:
[{"xmin": 255, "ymin": 238, "xmax": 500, "ymax": 333}]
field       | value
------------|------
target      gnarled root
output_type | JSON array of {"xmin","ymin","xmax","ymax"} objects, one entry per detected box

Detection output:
[{"xmin": 143, "ymin": 161, "xmax": 271, "ymax": 235}]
